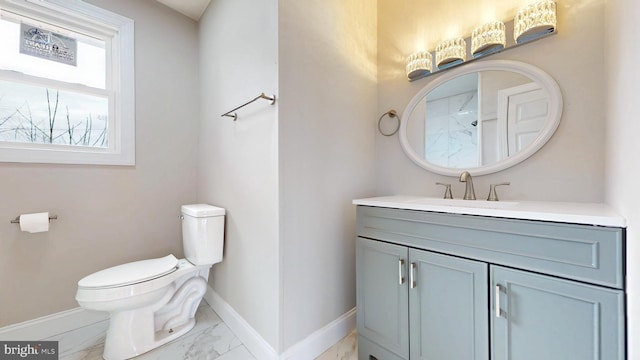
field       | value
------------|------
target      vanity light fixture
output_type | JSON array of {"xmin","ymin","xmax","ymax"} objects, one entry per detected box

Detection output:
[
  {"xmin": 406, "ymin": 51, "xmax": 433, "ymax": 80},
  {"xmin": 514, "ymin": 0, "xmax": 557, "ymax": 44},
  {"xmin": 436, "ymin": 38, "xmax": 466, "ymax": 70},
  {"xmin": 471, "ymin": 20, "xmax": 506, "ymax": 58},
  {"xmin": 406, "ymin": 0, "xmax": 558, "ymax": 82}
]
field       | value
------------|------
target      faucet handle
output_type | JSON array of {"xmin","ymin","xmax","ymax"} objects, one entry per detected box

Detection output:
[
  {"xmin": 435, "ymin": 182, "xmax": 453, "ymax": 199},
  {"xmin": 487, "ymin": 182, "xmax": 510, "ymax": 201}
]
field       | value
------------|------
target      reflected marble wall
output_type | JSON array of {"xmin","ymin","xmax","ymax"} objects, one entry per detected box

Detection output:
[{"xmin": 425, "ymin": 90, "xmax": 478, "ymax": 168}]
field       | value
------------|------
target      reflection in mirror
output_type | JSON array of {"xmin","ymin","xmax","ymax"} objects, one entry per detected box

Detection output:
[
  {"xmin": 406, "ymin": 72, "xmax": 480, "ymax": 168},
  {"xmin": 400, "ymin": 60, "xmax": 562, "ymax": 176}
]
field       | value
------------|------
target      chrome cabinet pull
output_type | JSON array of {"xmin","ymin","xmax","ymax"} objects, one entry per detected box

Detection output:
[
  {"xmin": 398, "ymin": 259, "xmax": 405, "ymax": 285},
  {"xmin": 495, "ymin": 284, "xmax": 502, "ymax": 318},
  {"xmin": 410, "ymin": 262, "xmax": 416, "ymax": 289}
]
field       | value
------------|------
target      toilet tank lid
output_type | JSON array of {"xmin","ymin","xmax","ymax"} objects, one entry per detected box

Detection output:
[
  {"xmin": 78, "ymin": 254, "xmax": 179, "ymax": 289},
  {"xmin": 182, "ymin": 204, "xmax": 225, "ymax": 217}
]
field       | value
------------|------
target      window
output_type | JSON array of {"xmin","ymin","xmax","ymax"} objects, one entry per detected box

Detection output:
[{"xmin": 0, "ymin": 0, "xmax": 134, "ymax": 165}]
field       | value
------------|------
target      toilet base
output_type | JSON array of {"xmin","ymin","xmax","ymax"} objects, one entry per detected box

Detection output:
[
  {"xmin": 102, "ymin": 275, "xmax": 208, "ymax": 360},
  {"xmin": 104, "ymin": 317, "xmax": 196, "ymax": 360}
]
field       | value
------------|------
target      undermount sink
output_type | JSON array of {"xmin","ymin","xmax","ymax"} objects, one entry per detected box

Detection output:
[{"xmin": 405, "ymin": 197, "xmax": 519, "ymax": 209}]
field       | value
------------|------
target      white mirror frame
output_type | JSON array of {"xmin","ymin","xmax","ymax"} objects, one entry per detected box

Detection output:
[{"xmin": 399, "ymin": 60, "xmax": 563, "ymax": 176}]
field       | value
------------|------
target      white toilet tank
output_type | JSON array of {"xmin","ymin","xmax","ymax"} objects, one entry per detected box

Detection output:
[{"xmin": 181, "ymin": 204, "xmax": 226, "ymax": 266}]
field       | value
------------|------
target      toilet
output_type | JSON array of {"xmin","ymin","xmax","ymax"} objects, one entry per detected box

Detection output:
[{"xmin": 75, "ymin": 204, "xmax": 225, "ymax": 360}]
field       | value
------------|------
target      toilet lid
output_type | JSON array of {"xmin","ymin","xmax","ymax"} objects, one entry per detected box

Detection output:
[{"xmin": 78, "ymin": 254, "xmax": 179, "ymax": 289}]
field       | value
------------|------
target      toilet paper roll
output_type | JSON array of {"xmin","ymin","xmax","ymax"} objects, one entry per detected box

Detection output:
[{"xmin": 19, "ymin": 212, "xmax": 50, "ymax": 233}]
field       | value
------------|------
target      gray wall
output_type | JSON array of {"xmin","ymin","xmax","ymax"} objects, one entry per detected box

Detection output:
[
  {"xmin": 198, "ymin": 0, "xmax": 378, "ymax": 352},
  {"xmin": 0, "ymin": 0, "xmax": 200, "ymax": 327},
  {"xmin": 605, "ymin": 0, "xmax": 640, "ymax": 358},
  {"xmin": 197, "ymin": 0, "xmax": 281, "ymax": 350},
  {"xmin": 377, "ymin": 0, "xmax": 606, "ymax": 203},
  {"xmin": 278, "ymin": 0, "xmax": 378, "ymax": 350}
]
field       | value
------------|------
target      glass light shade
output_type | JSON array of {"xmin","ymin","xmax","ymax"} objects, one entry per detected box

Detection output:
[
  {"xmin": 514, "ymin": 0, "xmax": 557, "ymax": 44},
  {"xmin": 406, "ymin": 51, "xmax": 433, "ymax": 80},
  {"xmin": 471, "ymin": 21, "xmax": 506, "ymax": 58},
  {"xmin": 436, "ymin": 38, "xmax": 466, "ymax": 69}
]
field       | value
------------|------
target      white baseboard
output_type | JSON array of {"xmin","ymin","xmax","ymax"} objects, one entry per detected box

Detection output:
[
  {"xmin": 280, "ymin": 306, "xmax": 356, "ymax": 360},
  {"xmin": 0, "ymin": 307, "xmax": 108, "ymax": 341},
  {"xmin": 203, "ymin": 287, "xmax": 279, "ymax": 359},
  {"xmin": 203, "ymin": 286, "xmax": 356, "ymax": 360}
]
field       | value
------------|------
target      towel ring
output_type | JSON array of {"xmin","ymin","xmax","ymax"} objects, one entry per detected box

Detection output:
[{"xmin": 378, "ymin": 110, "xmax": 400, "ymax": 136}]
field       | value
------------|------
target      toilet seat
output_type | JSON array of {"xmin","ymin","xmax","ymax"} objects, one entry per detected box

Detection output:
[
  {"xmin": 76, "ymin": 256, "xmax": 197, "ymax": 305},
  {"xmin": 78, "ymin": 254, "xmax": 179, "ymax": 289}
]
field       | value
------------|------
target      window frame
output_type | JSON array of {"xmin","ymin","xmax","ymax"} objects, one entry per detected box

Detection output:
[{"xmin": 0, "ymin": 0, "xmax": 134, "ymax": 165}]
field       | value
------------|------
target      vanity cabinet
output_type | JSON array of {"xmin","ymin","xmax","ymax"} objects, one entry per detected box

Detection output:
[
  {"xmin": 491, "ymin": 266, "xmax": 624, "ymax": 360},
  {"xmin": 356, "ymin": 239, "xmax": 409, "ymax": 360},
  {"xmin": 355, "ymin": 205, "xmax": 626, "ymax": 360},
  {"xmin": 356, "ymin": 238, "xmax": 488, "ymax": 360}
]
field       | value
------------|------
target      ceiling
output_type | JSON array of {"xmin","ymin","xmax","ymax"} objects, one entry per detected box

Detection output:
[{"xmin": 156, "ymin": 0, "xmax": 211, "ymax": 21}]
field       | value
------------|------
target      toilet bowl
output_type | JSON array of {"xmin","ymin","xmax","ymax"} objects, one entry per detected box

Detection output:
[{"xmin": 75, "ymin": 204, "xmax": 225, "ymax": 360}]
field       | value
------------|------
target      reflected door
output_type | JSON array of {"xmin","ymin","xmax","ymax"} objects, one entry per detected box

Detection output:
[{"xmin": 497, "ymin": 82, "xmax": 548, "ymax": 158}]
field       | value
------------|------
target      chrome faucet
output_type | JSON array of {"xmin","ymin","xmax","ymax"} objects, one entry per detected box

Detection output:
[{"xmin": 459, "ymin": 171, "xmax": 476, "ymax": 200}]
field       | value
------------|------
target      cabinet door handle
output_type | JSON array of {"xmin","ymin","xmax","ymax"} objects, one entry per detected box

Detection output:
[
  {"xmin": 398, "ymin": 259, "xmax": 405, "ymax": 285},
  {"xmin": 410, "ymin": 262, "xmax": 416, "ymax": 289},
  {"xmin": 495, "ymin": 284, "xmax": 502, "ymax": 318}
]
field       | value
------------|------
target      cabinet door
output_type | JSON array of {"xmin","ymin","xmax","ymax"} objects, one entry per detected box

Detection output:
[
  {"xmin": 409, "ymin": 249, "xmax": 489, "ymax": 360},
  {"xmin": 491, "ymin": 266, "xmax": 625, "ymax": 360},
  {"xmin": 356, "ymin": 237, "xmax": 409, "ymax": 359}
]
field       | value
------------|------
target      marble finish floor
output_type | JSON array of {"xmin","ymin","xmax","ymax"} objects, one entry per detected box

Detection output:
[
  {"xmin": 45, "ymin": 301, "xmax": 357, "ymax": 360},
  {"xmin": 316, "ymin": 329, "xmax": 357, "ymax": 360}
]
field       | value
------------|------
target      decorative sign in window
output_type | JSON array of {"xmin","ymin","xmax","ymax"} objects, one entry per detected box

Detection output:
[{"xmin": 19, "ymin": 23, "xmax": 77, "ymax": 66}]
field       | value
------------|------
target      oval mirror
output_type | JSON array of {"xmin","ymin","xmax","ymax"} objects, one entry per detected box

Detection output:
[{"xmin": 399, "ymin": 60, "xmax": 562, "ymax": 176}]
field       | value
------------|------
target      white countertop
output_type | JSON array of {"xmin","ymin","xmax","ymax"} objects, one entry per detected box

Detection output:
[{"xmin": 353, "ymin": 195, "xmax": 626, "ymax": 227}]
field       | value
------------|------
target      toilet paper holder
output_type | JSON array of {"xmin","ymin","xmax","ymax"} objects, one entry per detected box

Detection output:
[{"xmin": 10, "ymin": 214, "xmax": 58, "ymax": 224}]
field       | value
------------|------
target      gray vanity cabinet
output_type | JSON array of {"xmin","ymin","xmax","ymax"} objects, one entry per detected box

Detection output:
[
  {"xmin": 356, "ymin": 238, "xmax": 409, "ymax": 360},
  {"xmin": 408, "ymin": 249, "xmax": 489, "ymax": 360},
  {"xmin": 355, "ymin": 205, "xmax": 626, "ymax": 360},
  {"xmin": 491, "ymin": 266, "xmax": 625, "ymax": 360},
  {"xmin": 356, "ymin": 237, "xmax": 489, "ymax": 360}
]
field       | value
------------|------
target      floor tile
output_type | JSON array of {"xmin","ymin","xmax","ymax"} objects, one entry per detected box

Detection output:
[
  {"xmin": 48, "ymin": 302, "xmax": 246, "ymax": 360},
  {"xmin": 39, "ymin": 301, "xmax": 356, "ymax": 360},
  {"xmin": 315, "ymin": 330, "xmax": 357, "ymax": 360},
  {"xmin": 217, "ymin": 346, "xmax": 255, "ymax": 360}
]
